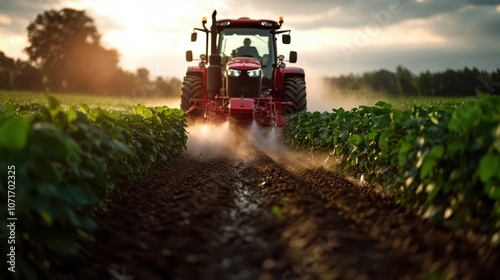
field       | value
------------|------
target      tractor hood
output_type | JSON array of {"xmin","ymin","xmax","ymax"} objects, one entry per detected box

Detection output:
[{"xmin": 227, "ymin": 57, "xmax": 261, "ymax": 70}]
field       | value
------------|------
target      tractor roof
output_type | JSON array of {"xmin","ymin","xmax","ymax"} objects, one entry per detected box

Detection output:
[{"xmin": 216, "ymin": 17, "xmax": 282, "ymax": 30}]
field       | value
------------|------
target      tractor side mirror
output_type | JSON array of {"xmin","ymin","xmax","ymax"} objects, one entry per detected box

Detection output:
[
  {"xmin": 191, "ymin": 32, "xmax": 197, "ymax": 42},
  {"xmin": 289, "ymin": 51, "xmax": 297, "ymax": 63},
  {"xmin": 282, "ymin": 34, "xmax": 291, "ymax": 44},
  {"xmin": 186, "ymin": 50, "xmax": 193, "ymax": 62}
]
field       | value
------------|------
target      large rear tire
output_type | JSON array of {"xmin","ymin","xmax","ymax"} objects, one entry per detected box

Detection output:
[
  {"xmin": 283, "ymin": 76, "xmax": 307, "ymax": 116},
  {"xmin": 181, "ymin": 75, "xmax": 203, "ymax": 117}
]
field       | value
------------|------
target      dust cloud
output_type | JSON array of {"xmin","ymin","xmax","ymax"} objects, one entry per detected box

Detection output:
[
  {"xmin": 185, "ymin": 121, "xmax": 286, "ymax": 160},
  {"xmin": 143, "ymin": 97, "xmax": 180, "ymax": 109},
  {"xmin": 305, "ymin": 76, "xmax": 386, "ymax": 112},
  {"xmin": 182, "ymin": 74, "xmax": 386, "ymax": 169},
  {"xmin": 185, "ymin": 120, "xmax": 335, "ymax": 171},
  {"xmin": 148, "ymin": 77, "xmax": 383, "ymax": 112}
]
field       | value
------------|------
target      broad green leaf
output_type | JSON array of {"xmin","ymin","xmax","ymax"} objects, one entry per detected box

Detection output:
[
  {"xmin": 478, "ymin": 153, "xmax": 500, "ymax": 182},
  {"xmin": 0, "ymin": 118, "xmax": 30, "ymax": 150},
  {"xmin": 391, "ymin": 110, "xmax": 403, "ymax": 123},
  {"xmin": 366, "ymin": 132, "xmax": 378, "ymax": 141},
  {"xmin": 447, "ymin": 140, "xmax": 463, "ymax": 157},
  {"xmin": 494, "ymin": 139, "xmax": 500, "ymax": 153},
  {"xmin": 80, "ymin": 104, "xmax": 91, "ymax": 114},
  {"xmin": 420, "ymin": 157, "xmax": 437, "ymax": 179},
  {"xmin": 375, "ymin": 100, "xmax": 393, "ymax": 109},
  {"xmin": 67, "ymin": 107, "xmax": 78, "ymax": 123},
  {"xmin": 40, "ymin": 211, "xmax": 53, "ymax": 225},
  {"xmin": 484, "ymin": 183, "xmax": 500, "ymax": 199},
  {"xmin": 378, "ymin": 114, "xmax": 391, "ymax": 129},
  {"xmin": 399, "ymin": 142, "xmax": 414, "ymax": 154},
  {"xmin": 348, "ymin": 134, "xmax": 363, "ymax": 146},
  {"xmin": 46, "ymin": 95, "xmax": 61, "ymax": 110},
  {"xmin": 428, "ymin": 145, "xmax": 445, "ymax": 160},
  {"xmin": 135, "ymin": 104, "xmax": 145, "ymax": 115},
  {"xmin": 378, "ymin": 129, "xmax": 393, "ymax": 150}
]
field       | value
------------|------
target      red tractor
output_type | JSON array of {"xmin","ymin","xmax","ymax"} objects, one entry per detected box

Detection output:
[{"xmin": 181, "ymin": 10, "xmax": 307, "ymax": 126}]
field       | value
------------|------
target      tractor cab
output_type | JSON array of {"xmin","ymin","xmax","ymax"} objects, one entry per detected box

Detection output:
[
  {"xmin": 219, "ymin": 28, "xmax": 273, "ymax": 94},
  {"xmin": 216, "ymin": 17, "xmax": 295, "ymax": 96}
]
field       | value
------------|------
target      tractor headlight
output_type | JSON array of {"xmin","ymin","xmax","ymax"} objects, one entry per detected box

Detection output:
[
  {"xmin": 227, "ymin": 68, "xmax": 241, "ymax": 77},
  {"xmin": 247, "ymin": 68, "xmax": 261, "ymax": 78}
]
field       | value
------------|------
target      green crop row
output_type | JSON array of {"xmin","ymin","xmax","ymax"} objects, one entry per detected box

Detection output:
[
  {"xmin": 285, "ymin": 94, "xmax": 500, "ymax": 241},
  {"xmin": 0, "ymin": 97, "xmax": 187, "ymax": 279}
]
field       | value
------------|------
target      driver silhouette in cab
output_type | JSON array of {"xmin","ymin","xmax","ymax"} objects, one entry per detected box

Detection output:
[{"xmin": 234, "ymin": 38, "xmax": 261, "ymax": 60}]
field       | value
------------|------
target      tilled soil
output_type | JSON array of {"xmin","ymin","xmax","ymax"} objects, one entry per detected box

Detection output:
[{"xmin": 56, "ymin": 142, "xmax": 500, "ymax": 280}]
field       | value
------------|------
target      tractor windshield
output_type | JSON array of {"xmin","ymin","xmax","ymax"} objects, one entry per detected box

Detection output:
[{"xmin": 219, "ymin": 28, "xmax": 275, "ymax": 88}]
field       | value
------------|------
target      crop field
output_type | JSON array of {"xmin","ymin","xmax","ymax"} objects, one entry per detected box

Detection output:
[
  {"xmin": 0, "ymin": 90, "xmax": 181, "ymax": 111},
  {"xmin": 286, "ymin": 94, "xmax": 500, "ymax": 236},
  {"xmin": 1, "ymin": 91, "xmax": 499, "ymax": 279}
]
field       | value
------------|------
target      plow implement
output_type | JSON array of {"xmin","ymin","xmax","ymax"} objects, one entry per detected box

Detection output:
[{"xmin": 186, "ymin": 93, "xmax": 293, "ymax": 126}]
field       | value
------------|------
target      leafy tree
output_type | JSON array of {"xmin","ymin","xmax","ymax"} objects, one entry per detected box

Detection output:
[
  {"xmin": 441, "ymin": 69, "xmax": 460, "ymax": 96},
  {"xmin": 107, "ymin": 69, "xmax": 137, "ymax": 96},
  {"xmin": 0, "ymin": 52, "xmax": 43, "ymax": 91},
  {"xmin": 0, "ymin": 51, "xmax": 15, "ymax": 90},
  {"xmin": 325, "ymin": 66, "xmax": 500, "ymax": 97},
  {"xmin": 12, "ymin": 60, "xmax": 43, "ymax": 91},
  {"xmin": 25, "ymin": 8, "xmax": 120, "ymax": 93},
  {"xmin": 136, "ymin": 68, "xmax": 150, "ymax": 85},
  {"xmin": 416, "ymin": 70, "xmax": 433, "ymax": 96},
  {"xmin": 396, "ymin": 65, "xmax": 417, "ymax": 96},
  {"xmin": 492, "ymin": 69, "xmax": 500, "ymax": 84},
  {"xmin": 155, "ymin": 76, "xmax": 182, "ymax": 98},
  {"xmin": 491, "ymin": 69, "xmax": 500, "ymax": 95},
  {"xmin": 365, "ymin": 69, "xmax": 398, "ymax": 95}
]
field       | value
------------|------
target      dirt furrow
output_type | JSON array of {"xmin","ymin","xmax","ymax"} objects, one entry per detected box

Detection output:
[{"xmin": 54, "ymin": 149, "xmax": 500, "ymax": 280}]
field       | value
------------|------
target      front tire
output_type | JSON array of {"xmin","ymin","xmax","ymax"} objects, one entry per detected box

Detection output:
[
  {"xmin": 180, "ymin": 75, "xmax": 203, "ymax": 117},
  {"xmin": 283, "ymin": 76, "xmax": 307, "ymax": 116}
]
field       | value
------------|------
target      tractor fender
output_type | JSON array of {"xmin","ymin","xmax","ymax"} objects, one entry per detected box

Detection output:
[
  {"xmin": 186, "ymin": 66, "xmax": 206, "ymax": 78},
  {"xmin": 274, "ymin": 67, "xmax": 305, "ymax": 91},
  {"xmin": 185, "ymin": 66, "xmax": 208, "ymax": 99}
]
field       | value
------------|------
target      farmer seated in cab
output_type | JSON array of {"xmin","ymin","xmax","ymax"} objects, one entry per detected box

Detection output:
[{"xmin": 234, "ymin": 38, "xmax": 261, "ymax": 61}]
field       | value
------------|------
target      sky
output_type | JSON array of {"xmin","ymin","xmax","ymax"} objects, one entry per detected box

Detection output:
[{"xmin": 0, "ymin": 0, "xmax": 499, "ymax": 80}]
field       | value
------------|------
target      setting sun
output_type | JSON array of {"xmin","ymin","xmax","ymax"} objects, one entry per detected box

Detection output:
[
  {"xmin": 51, "ymin": 0, "xmax": 235, "ymax": 74},
  {"xmin": 65, "ymin": 0, "xmax": 199, "ymax": 53}
]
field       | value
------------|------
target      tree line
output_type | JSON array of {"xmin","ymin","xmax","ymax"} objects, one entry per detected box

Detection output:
[
  {"xmin": 326, "ymin": 65, "xmax": 500, "ymax": 97},
  {"xmin": 0, "ymin": 8, "xmax": 180, "ymax": 97}
]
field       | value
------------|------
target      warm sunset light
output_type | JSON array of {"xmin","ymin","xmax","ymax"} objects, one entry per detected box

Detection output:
[
  {"xmin": 0, "ymin": 0, "xmax": 498, "ymax": 77},
  {"xmin": 1, "ymin": 1, "xmax": 500, "ymax": 279},
  {"xmin": 52, "ymin": 0, "xmax": 233, "ymax": 75}
]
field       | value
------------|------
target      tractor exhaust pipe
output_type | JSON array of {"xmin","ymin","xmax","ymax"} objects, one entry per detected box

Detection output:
[{"xmin": 207, "ymin": 10, "xmax": 221, "ymax": 100}]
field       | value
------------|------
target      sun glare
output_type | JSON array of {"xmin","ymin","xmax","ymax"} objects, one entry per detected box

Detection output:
[{"xmin": 63, "ymin": 0, "xmax": 232, "ymax": 56}]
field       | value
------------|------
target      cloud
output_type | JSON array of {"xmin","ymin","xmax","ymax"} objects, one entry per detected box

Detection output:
[
  {"xmin": 431, "ymin": 5, "xmax": 500, "ymax": 40},
  {"xmin": 0, "ymin": 0, "xmax": 57, "ymax": 18},
  {"xmin": 0, "ymin": 0, "xmax": 498, "ymax": 79},
  {"xmin": 0, "ymin": 0, "xmax": 68, "ymax": 37},
  {"xmin": 0, "ymin": 14, "xmax": 13, "ymax": 25},
  {"xmin": 246, "ymin": 0, "xmax": 498, "ymax": 31},
  {"xmin": 298, "ymin": 43, "xmax": 500, "ymax": 79}
]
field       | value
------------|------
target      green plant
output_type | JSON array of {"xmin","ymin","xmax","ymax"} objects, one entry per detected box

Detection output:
[
  {"xmin": 285, "ymin": 94, "xmax": 500, "ymax": 240},
  {"xmin": 0, "ymin": 96, "xmax": 187, "ymax": 279}
]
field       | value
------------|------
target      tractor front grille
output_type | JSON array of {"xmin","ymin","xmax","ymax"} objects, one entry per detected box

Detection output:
[{"xmin": 226, "ymin": 71, "xmax": 262, "ymax": 98}]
